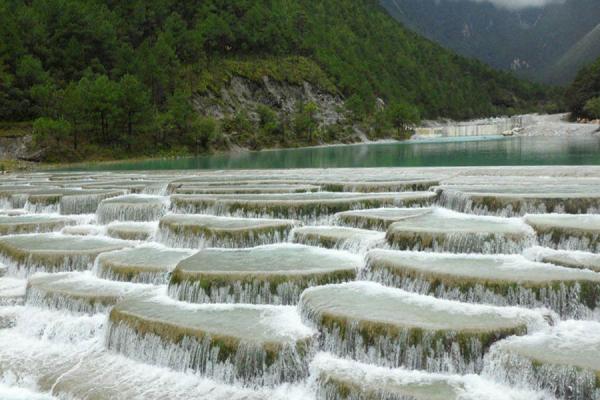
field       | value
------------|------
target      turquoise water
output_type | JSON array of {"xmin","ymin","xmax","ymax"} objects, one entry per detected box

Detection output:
[{"xmin": 68, "ymin": 135, "xmax": 600, "ymax": 170}]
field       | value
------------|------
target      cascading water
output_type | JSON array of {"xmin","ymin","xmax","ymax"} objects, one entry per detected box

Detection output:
[
  {"xmin": 96, "ymin": 195, "xmax": 169, "ymax": 224},
  {"xmin": 59, "ymin": 190, "xmax": 126, "ymax": 215},
  {"xmin": 1, "ymin": 167, "xmax": 600, "ymax": 399},
  {"xmin": 155, "ymin": 214, "xmax": 297, "ymax": 249},
  {"xmin": 436, "ymin": 186, "xmax": 600, "ymax": 217},
  {"xmin": 362, "ymin": 250, "xmax": 600, "ymax": 319},
  {"xmin": 290, "ymin": 226, "xmax": 387, "ymax": 253},
  {"xmin": 105, "ymin": 296, "xmax": 316, "ymax": 387},
  {"xmin": 298, "ymin": 281, "xmax": 548, "ymax": 375},
  {"xmin": 167, "ymin": 244, "xmax": 359, "ymax": 305},
  {"xmin": 412, "ymin": 116, "xmax": 521, "ymax": 139},
  {"xmin": 482, "ymin": 320, "xmax": 600, "ymax": 400}
]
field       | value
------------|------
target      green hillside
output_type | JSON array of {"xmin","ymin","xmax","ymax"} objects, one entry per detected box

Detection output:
[
  {"xmin": 567, "ymin": 57, "xmax": 600, "ymax": 120},
  {"xmin": 0, "ymin": 0, "xmax": 551, "ymax": 162}
]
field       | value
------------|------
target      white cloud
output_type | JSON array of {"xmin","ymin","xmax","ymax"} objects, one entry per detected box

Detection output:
[{"xmin": 459, "ymin": 0, "xmax": 565, "ymax": 10}]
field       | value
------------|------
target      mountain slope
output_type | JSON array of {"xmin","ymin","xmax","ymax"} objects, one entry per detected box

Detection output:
[
  {"xmin": 567, "ymin": 57, "xmax": 600, "ymax": 119},
  {"xmin": 547, "ymin": 24, "xmax": 600, "ymax": 84},
  {"xmin": 381, "ymin": 0, "xmax": 600, "ymax": 84},
  {"xmin": 0, "ymin": 0, "xmax": 550, "ymax": 161}
]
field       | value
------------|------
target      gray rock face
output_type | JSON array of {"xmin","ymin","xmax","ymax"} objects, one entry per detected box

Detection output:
[
  {"xmin": 0, "ymin": 135, "xmax": 34, "ymax": 161},
  {"xmin": 192, "ymin": 76, "xmax": 345, "ymax": 127}
]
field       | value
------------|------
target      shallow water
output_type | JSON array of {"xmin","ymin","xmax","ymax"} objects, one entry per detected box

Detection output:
[
  {"xmin": 65, "ymin": 135, "xmax": 600, "ymax": 170},
  {"xmin": 2, "ymin": 166, "xmax": 600, "ymax": 398}
]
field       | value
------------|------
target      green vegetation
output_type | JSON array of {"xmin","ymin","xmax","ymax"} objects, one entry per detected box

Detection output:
[
  {"xmin": 585, "ymin": 97, "xmax": 600, "ymax": 119},
  {"xmin": 567, "ymin": 57, "xmax": 600, "ymax": 120},
  {"xmin": 0, "ymin": 122, "xmax": 31, "ymax": 138},
  {"xmin": 1, "ymin": 0, "xmax": 551, "ymax": 162}
]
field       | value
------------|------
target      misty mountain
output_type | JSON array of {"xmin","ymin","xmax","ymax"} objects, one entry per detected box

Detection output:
[{"xmin": 381, "ymin": 0, "xmax": 600, "ymax": 84}]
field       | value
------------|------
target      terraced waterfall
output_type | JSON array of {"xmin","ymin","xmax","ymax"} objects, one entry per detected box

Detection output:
[{"xmin": 2, "ymin": 166, "xmax": 600, "ymax": 399}]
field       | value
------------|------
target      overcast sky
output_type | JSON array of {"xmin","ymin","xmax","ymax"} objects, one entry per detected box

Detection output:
[{"xmin": 460, "ymin": 0, "xmax": 565, "ymax": 10}]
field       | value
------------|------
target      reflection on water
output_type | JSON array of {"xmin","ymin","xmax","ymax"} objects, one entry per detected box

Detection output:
[{"xmin": 70, "ymin": 135, "xmax": 600, "ymax": 171}]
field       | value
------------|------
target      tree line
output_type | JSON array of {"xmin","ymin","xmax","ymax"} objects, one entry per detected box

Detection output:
[
  {"xmin": 0, "ymin": 0, "xmax": 550, "ymax": 161},
  {"xmin": 567, "ymin": 57, "xmax": 600, "ymax": 120}
]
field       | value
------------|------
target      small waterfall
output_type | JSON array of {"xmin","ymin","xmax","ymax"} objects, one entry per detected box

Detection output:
[
  {"xmin": 24, "ymin": 201, "xmax": 60, "ymax": 214},
  {"xmin": 298, "ymin": 300, "xmax": 525, "ymax": 375},
  {"xmin": 170, "ymin": 202, "xmax": 336, "ymax": 225},
  {"xmin": 538, "ymin": 232, "xmax": 600, "ymax": 253},
  {"xmin": 312, "ymin": 352, "xmax": 549, "ymax": 400},
  {"xmin": 24, "ymin": 271, "xmax": 153, "ymax": 314},
  {"xmin": 94, "ymin": 254, "xmax": 169, "ymax": 285},
  {"xmin": 1, "ymin": 253, "xmax": 99, "ymax": 278},
  {"xmin": 436, "ymin": 189, "xmax": 519, "ymax": 217},
  {"xmin": 293, "ymin": 235, "xmax": 385, "ymax": 253},
  {"xmin": 438, "ymin": 189, "xmax": 600, "ymax": 217},
  {"xmin": 333, "ymin": 207, "xmax": 431, "ymax": 231},
  {"xmin": 483, "ymin": 343, "xmax": 599, "ymax": 400},
  {"xmin": 387, "ymin": 231, "xmax": 534, "ymax": 254},
  {"xmin": 413, "ymin": 116, "xmax": 520, "ymax": 139},
  {"xmin": 291, "ymin": 228, "xmax": 387, "ymax": 254},
  {"xmin": 10, "ymin": 193, "xmax": 31, "ymax": 209},
  {"xmin": 169, "ymin": 280, "xmax": 308, "ymax": 305},
  {"xmin": 8, "ymin": 306, "xmax": 105, "ymax": 344},
  {"xmin": 0, "ymin": 197, "xmax": 13, "ymax": 210},
  {"xmin": 141, "ymin": 182, "xmax": 170, "ymax": 196},
  {"xmin": 0, "ymin": 306, "xmax": 293, "ymax": 400},
  {"xmin": 93, "ymin": 245, "xmax": 193, "ymax": 285},
  {"xmin": 316, "ymin": 380, "xmax": 412, "ymax": 400},
  {"xmin": 155, "ymin": 223, "xmax": 292, "ymax": 249},
  {"xmin": 96, "ymin": 195, "xmax": 169, "ymax": 224},
  {"xmin": 300, "ymin": 310, "xmax": 491, "ymax": 374},
  {"xmin": 97, "ymin": 268, "xmax": 169, "ymax": 285},
  {"xmin": 25, "ymin": 286, "xmax": 113, "ymax": 314},
  {"xmin": 168, "ymin": 278, "xmax": 354, "ymax": 306},
  {"xmin": 0, "ymin": 216, "xmax": 74, "ymax": 236},
  {"xmin": 59, "ymin": 190, "xmax": 125, "ymax": 215},
  {"xmin": 105, "ymin": 320, "xmax": 313, "ymax": 387},
  {"xmin": 319, "ymin": 180, "xmax": 439, "ymax": 193},
  {"xmin": 169, "ymin": 194, "xmax": 434, "ymax": 225},
  {"xmin": 363, "ymin": 267, "xmax": 597, "ymax": 319},
  {"xmin": 168, "ymin": 244, "xmax": 360, "ymax": 305}
]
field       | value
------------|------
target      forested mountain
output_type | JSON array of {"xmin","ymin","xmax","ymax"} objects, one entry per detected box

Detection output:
[
  {"xmin": 381, "ymin": 0, "xmax": 600, "ymax": 84},
  {"xmin": 567, "ymin": 57, "xmax": 600, "ymax": 120},
  {"xmin": 547, "ymin": 24, "xmax": 600, "ymax": 84},
  {"xmin": 0, "ymin": 0, "xmax": 550, "ymax": 161}
]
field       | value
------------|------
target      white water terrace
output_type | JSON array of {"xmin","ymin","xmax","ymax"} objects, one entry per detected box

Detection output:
[{"xmin": 2, "ymin": 166, "xmax": 600, "ymax": 399}]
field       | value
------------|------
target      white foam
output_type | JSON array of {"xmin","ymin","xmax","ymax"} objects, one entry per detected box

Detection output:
[
  {"xmin": 0, "ymin": 383, "xmax": 55, "ymax": 400},
  {"xmin": 142, "ymin": 291, "xmax": 316, "ymax": 339},
  {"xmin": 310, "ymin": 280, "xmax": 550, "ymax": 329},
  {"xmin": 524, "ymin": 246, "xmax": 600, "ymax": 271},
  {"xmin": 0, "ymin": 317, "xmax": 314, "ymax": 400},
  {"xmin": 312, "ymin": 352, "xmax": 549, "ymax": 400}
]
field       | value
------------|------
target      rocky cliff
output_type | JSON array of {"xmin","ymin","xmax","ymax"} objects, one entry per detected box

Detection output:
[{"xmin": 192, "ymin": 75, "xmax": 346, "ymax": 128}]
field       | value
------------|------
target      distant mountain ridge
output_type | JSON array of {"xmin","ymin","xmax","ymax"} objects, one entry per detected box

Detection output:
[
  {"xmin": 381, "ymin": 0, "xmax": 600, "ymax": 84},
  {"xmin": 548, "ymin": 23, "xmax": 600, "ymax": 84}
]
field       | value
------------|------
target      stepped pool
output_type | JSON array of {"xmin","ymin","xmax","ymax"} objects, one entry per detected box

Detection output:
[{"xmin": 3, "ymin": 165, "xmax": 600, "ymax": 399}]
